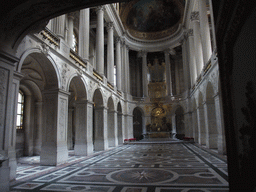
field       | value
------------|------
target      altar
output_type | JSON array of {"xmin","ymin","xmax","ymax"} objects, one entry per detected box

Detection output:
[{"xmin": 148, "ymin": 132, "xmax": 171, "ymax": 138}]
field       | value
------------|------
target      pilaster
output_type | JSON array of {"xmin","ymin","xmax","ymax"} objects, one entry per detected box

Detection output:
[
  {"xmin": 74, "ymin": 100, "xmax": 93, "ymax": 156},
  {"xmin": 40, "ymin": 89, "xmax": 69, "ymax": 165},
  {"xmin": 94, "ymin": 106, "xmax": 108, "ymax": 151}
]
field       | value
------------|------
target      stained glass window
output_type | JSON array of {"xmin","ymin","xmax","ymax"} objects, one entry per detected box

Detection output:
[{"xmin": 16, "ymin": 91, "xmax": 24, "ymax": 130}]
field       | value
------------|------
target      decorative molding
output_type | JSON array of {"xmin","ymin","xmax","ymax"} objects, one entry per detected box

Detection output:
[
  {"xmin": 61, "ymin": 63, "xmax": 70, "ymax": 90},
  {"xmin": 190, "ymin": 11, "xmax": 200, "ymax": 22},
  {"xmin": 0, "ymin": 69, "xmax": 8, "ymax": 132},
  {"xmin": 187, "ymin": 29, "xmax": 193, "ymax": 37}
]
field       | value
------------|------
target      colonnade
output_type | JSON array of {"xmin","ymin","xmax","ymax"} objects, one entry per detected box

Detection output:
[
  {"xmin": 184, "ymin": 0, "xmax": 213, "ymax": 86},
  {"xmin": 49, "ymin": 6, "xmax": 130, "ymax": 93}
]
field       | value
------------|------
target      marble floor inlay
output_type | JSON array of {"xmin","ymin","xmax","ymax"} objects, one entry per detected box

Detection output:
[{"xmin": 10, "ymin": 143, "xmax": 229, "ymax": 191}]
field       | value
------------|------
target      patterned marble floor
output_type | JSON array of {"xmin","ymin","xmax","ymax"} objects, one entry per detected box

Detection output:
[{"xmin": 10, "ymin": 143, "xmax": 229, "ymax": 192}]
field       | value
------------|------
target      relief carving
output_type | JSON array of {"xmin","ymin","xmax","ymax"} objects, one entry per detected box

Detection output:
[
  {"xmin": 61, "ymin": 63, "xmax": 70, "ymax": 90},
  {"xmin": 59, "ymin": 98, "xmax": 66, "ymax": 140},
  {"xmin": 0, "ymin": 69, "xmax": 8, "ymax": 129}
]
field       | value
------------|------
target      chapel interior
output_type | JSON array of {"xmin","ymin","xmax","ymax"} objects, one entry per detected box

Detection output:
[{"xmin": 0, "ymin": 0, "xmax": 255, "ymax": 191}]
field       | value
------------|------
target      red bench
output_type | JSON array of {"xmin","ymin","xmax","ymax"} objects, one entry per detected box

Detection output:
[{"xmin": 183, "ymin": 137, "xmax": 194, "ymax": 141}]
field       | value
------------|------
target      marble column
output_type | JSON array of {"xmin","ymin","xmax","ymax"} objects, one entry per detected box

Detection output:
[
  {"xmin": 52, "ymin": 15, "xmax": 65, "ymax": 39},
  {"xmin": 142, "ymin": 51, "xmax": 148, "ymax": 97},
  {"xmin": 40, "ymin": 90, "xmax": 69, "ymax": 165},
  {"xmin": 187, "ymin": 29, "xmax": 197, "ymax": 86},
  {"xmin": 96, "ymin": 6, "xmax": 105, "ymax": 75},
  {"xmin": 108, "ymin": 110, "xmax": 118, "ymax": 147},
  {"xmin": 164, "ymin": 50, "xmax": 173, "ymax": 96},
  {"xmin": 124, "ymin": 45, "xmax": 129, "ymax": 94},
  {"xmin": 126, "ymin": 45, "xmax": 130, "ymax": 94},
  {"xmin": 171, "ymin": 115, "xmax": 176, "ymax": 138},
  {"xmin": 107, "ymin": 22, "xmax": 114, "ymax": 85},
  {"xmin": 190, "ymin": 12, "xmax": 204, "ymax": 76},
  {"xmin": 94, "ymin": 106, "xmax": 108, "ymax": 151},
  {"xmin": 204, "ymin": 101, "xmax": 218, "ymax": 149},
  {"xmin": 115, "ymin": 37, "xmax": 122, "ymax": 90},
  {"xmin": 214, "ymin": 93, "xmax": 226, "ymax": 154},
  {"xmin": 197, "ymin": 106, "xmax": 206, "ymax": 145},
  {"xmin": 136, "ymin": 60, "xmax": 141, "ymax": 97},
  {"xmin": 174, "ymin": 57, "xmax": 181, "ymax": 95},
  {"xmin": 181, "ymin": 37, "xmax": 191, "ymax": 90},
  {"xmin": 34, "ymin": 102, "xmax": 43, "ymax": 155},
  {"xmin": 121, "ymin": 40, "xmax": 126, "ymax": 92},
  {"xmin": 74, "ymin": 100, "xmax": 93, "ymax": 156},
  {"xmin": 67, "ymin": 13, "xmax": 75, "ymax": 48},
  {"xmin": 199, "ymin": 0, "xmax": 212, "ymax": 64},
  {"xmin": 79, "ymin": 8, "xmax": 90, "ymax": 60}
]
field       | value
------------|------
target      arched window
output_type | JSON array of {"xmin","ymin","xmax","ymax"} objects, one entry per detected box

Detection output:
[
  {"xmin": 72, "ymin": 31, "xmax": 78, "ymax": 53},
  {"xmin": 16, "ymin": 91, "xmax": 24, "ymax": 130}
]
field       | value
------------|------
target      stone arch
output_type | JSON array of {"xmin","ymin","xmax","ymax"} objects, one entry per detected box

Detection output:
[
  {"xmin": 66, "ymin": 74, "xmax": 88, "ymax": 99},
  {"xmin": 18, "ymin": 48, "xmax": 61, "ymax": 89},
  {"xmin": 93, "ymin": 88, "xmax": 107, "ymax": 151},
  {"xmin": 198, "ymin": 91, "xmax": 206, "ymax": 145},
  {"xmin": 17, "ymin": 51, "xmax": 66, "ymax": 165},
  {"xmin": 107, "ymin": 97, "xmax": 116, "ymax": 147},
  {"xmin": 17, "ymin": 80, "xmax": 43, "ymax": 157},
  {"xmin": 205, "ymin": 81, "xmax": 218, "ymax": 149},
  {"xmin": 133, "ymin": 107, "xmax": 144, "ymax": 140},
  {"xmin": 117, "ymin": 102, "xmax": 123, "ymax": 145},
  {"xmin": 67, "ymin": 75, "xmax": 88, "ymax": 153}
]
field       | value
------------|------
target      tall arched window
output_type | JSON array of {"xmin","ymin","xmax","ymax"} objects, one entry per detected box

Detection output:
[
  {"xmin": 72, "ymin": 31, "xmax": 78, "ymax": 53},
  {"xmin": 16, "ymin": 91, "xmax": 24, "ymax": 130}
]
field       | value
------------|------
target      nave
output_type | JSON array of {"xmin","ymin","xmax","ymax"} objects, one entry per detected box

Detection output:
[{"xmin": 10, "ymin": 143, "xmax": 228, "ymax": 192}]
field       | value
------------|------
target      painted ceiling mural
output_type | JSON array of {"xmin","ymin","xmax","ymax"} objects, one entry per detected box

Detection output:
[{"xmin": 120, "ymin": 0, "xmax": 184, "ymax": 40}]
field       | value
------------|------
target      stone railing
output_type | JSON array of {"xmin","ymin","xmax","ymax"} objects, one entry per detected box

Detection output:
[
  {"xmin": 69, "ymin": 49, "xmax": 87, "ymax": 69},
  {"xmin": 40, "ymin": 28, "xmax": 60, "ymax": 46},
  {"xmin": 93, "ymin": 69, "xmax": 103, "ymax": 82},
  {"xmin": 107, "ymin": 81, "xmax": 114, "ymax": 91},
  {"xmin": 203, "ymin": 60, "xmax": 212, "ymax": 75}
]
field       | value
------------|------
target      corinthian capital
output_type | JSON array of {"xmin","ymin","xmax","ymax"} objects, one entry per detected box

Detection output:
[
  {"xmin": 96, "ymin": 6, "xmax": 105, "ymax": 14},
  {"xmin": 106, "ymin": 22, "xmax": 114, "ymax": 31}
]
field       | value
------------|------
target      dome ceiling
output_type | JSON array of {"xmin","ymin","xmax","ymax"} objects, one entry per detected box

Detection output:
[{"xmin": 120, "ymin": 0, "xmax": 184, "ymax": 40}]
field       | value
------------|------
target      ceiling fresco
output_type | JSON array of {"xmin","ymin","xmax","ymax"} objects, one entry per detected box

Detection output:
[{"xmin": 120, "ymin": 0, "xmax": 184, "ymax": 40}]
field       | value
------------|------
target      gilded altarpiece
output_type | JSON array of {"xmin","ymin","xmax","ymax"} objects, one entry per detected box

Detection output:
[{"xmin": 145, "ymin": 58, "xmax": 172, "ymax": 138}]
